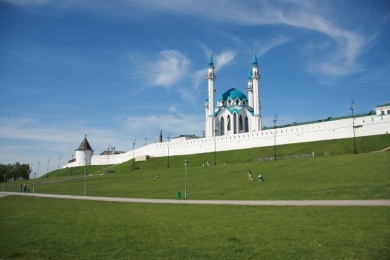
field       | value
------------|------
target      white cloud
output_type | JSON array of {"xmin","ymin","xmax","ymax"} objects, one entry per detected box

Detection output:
[
  {"xmin": 214, "ymin": 50, "xmax": 237, "ymax": 71},
  {"xmin": 153, "ymin": 50, "xmax": 190, "ymax": 87},
  {"xmin": 128, "ymin": 0, "xmax": 374, "ymax": 77},
  {"xmin": 255, "ymin": 35, "xmax": 290, "ymax": 57},
  {"xmin": 5, "ymin": 0, "xmax": 376, "ymax": 78},
  {"xmin": 128, "ymin": 50, "xmax": 190, "ymax": 89},
  {"xmin": 1, "ymin": 0, "xmax": 51, "ymax": 6}
]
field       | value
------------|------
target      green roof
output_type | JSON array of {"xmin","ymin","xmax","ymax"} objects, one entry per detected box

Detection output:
[
  {"xmin": 252, "ymin": 52, "xmax": 258, "ymax": 66},
  {"xmin": 263, "ymin": 111, "xmax": 376, "ymax": 130},
  {"xmin": 218, "ymin": 88, "xmax": 247, "ymax": 102},
  {"xmin": 208, "ymin": 53, "xmax": 214, "ymax": 68},
  {"xmin": 376, "ymin": 103, "xmax": 390, "ymax": 108}
]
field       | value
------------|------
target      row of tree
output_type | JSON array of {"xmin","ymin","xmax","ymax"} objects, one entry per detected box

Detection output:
[{"xmin": 0, "ymin": 163, "xmax": 31, "ymax": 182}]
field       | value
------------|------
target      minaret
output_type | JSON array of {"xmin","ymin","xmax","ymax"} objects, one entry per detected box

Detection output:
[
  {"xmin": 247, "ymin": 68, "xmax": 253, "ymax": 108},
  {"xmin": 205, "ymin": 52, "xmax": 216, "ymax": 137},
  {"xmin": 251, "ymin": 52, "xmax": 262, "ymax": 131}
]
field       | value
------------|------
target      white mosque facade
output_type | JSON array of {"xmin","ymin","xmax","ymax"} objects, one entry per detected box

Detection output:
[
  {"xmin": 63, "ymin": 53, "xmax": 390, "ymax": 169},
  {"xmin": 205, "ymin": 53, "xmax": 262, "ymax": 138}
]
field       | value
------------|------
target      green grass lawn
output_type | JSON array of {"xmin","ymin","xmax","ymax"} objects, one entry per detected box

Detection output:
[
  {"xmin": 0, "ymin": 196, "xmax": 389, "ymax": 260},
  {"xmin": 1, "ymin": 136, "xmax": 389, "ymax": 259},
  {"xmin": 6, "ymin": 152, "xmax": 389, "ymax": 200}
]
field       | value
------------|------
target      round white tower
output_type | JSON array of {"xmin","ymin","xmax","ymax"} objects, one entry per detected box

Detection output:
[{"xmin": 75, "ymin": 135, "xmax": 94, "ymax": 166}]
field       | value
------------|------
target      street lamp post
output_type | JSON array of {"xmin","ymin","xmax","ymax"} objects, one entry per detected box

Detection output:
[
  {"xmin": 28, "ymin": 164, "xmax": 32, "ymax": 183},
  {"xmin": 84, "ymin": 150, "xmax": 87, "ymax": 196},
  {"xmin": 214, "ymin": 127, "xmax": 218, "ymax": 166},
  {"xmin": 57, "ymin": 156, "xmax": 61, "ymax": 177},
  {"xmin": 273, "ymin": 114, "xmax": 278, "ymax": 161},
  {"xmin": 145, "ymin": 138, "xmax": 147, "ymax": 146},
  {"xmin": 34, "ymin": 161, "xmax": 39, "ymax": 193},
  {"xmin": 184, "ymin": 160, "xmax": 188, "ymax": 200},
  {"xmin": 107, "ymin": 145, "xmax": 112, "ymax": 170},
  {"xmin": 132, "ymin": 139, "xmax": 136, "ymax": 171},
  {"xmin": 167, "ymin": 132, "xmax": 172, "ymax": 168},
  {"xmin": 47, "ymin": 158, "xmax": 50, "ymax": 179},
  {"xmin": 350, "ymin": 100, "xmax": 357, "ymax": 154},
  {"xmin": 3, "ymin": 174, "xmax": 5, "ymax": 191},
  {"xmin": 71, "ymin": 154, "xmax": 73, "ymax": 176}
]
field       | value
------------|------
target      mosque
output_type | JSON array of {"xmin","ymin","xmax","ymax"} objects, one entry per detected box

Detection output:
[
  {"xmin": 205, "ymin": 52, "xmax": 261, "ymax": 138},
  {"xmin": 63, "ymin": 53, "xmax": 390, "ymax": 169}
]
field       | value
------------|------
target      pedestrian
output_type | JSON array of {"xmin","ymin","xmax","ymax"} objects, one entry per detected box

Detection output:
[
  {"xmin": 23, "ymin": 184, "xmax": 27, "ymax": 193},
  {"xmin": 248, "ymin": 170, "xmax": 253, "ymax": 182},
  {"xmin": 19, "ymin": 184, "xmax": 22, "ymax": 193}
]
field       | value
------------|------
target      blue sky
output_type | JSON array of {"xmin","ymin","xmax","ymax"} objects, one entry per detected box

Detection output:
[{"xmin": 0, "ymin": 0, "xmax": 389, "ymax": 175}]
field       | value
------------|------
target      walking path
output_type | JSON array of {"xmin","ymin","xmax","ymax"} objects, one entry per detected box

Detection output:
[{"xmin": 1, "ymin": 192, "xmax": 389, "ymax": 206}]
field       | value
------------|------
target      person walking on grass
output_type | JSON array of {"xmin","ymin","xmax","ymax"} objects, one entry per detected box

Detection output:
[{"xmin": 248, "ymin": 170, "xmax": 253, "ymax": 182}]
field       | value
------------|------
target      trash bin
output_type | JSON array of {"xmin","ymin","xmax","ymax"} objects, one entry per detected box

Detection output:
[{"xmin": 176, "ymin": 192, "xmax": 181, "ymax": 200}]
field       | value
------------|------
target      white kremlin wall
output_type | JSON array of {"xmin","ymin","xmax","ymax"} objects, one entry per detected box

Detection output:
[{"xmin": 63, "ymin": 110, "xmax": 390, "ymax": 169}]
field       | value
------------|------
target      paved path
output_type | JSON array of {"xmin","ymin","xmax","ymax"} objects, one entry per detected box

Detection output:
[{"xmin": 1, "ymin": 192, "xmax": 389, "ymax": 206}]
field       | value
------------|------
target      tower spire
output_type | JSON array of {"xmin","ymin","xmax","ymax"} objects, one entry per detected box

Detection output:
[
  {"xmin": 248, "ymin": 67, "xmax": 253, "ymax": 79},
  {"xmin": 252, "ymin": 49, "xmax": 258, "ymax": 67},
  {"xmin": 208, "ymin": 51, "xmax": 214, "ymax": 68}
]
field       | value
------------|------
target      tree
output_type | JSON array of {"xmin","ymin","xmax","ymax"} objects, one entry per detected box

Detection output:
[{"xmin": 0, "ymin": 163, "xmax": 31, "ymax": 182}]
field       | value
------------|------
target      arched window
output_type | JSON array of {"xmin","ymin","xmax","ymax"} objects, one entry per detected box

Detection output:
[
  {"xmin": 236, "ymin": 99, "xmax": 239, "ymax": 105},
  {"xmin": 220, "ymin": 117, "xmax": 225, "ymax": 136},
  {"xmin": 233, "ymin": 113, "xmax": 237, "ymax": 134},
  {"xmin": 245, "ymin": 116, "xmax": 249, "ymax": 132},
  {"xmin": 227, "ymin": 115, "xmax": 231, "ymax": 130},
  {"xmin": 239, "ymin": 115, "xmax": 243, "ymax": 131}
]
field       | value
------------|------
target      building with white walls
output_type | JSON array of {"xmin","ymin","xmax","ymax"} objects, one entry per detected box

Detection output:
[
  {"xmin": 63, "ymin": 54, "xmax": 390, "ymax": 169},
  {"xmin": 205, "ymin": 53, "xmax": 262, "ymax": 138}
]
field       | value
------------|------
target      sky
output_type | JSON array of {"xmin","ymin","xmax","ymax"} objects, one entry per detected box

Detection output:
[{"xmin": 0, "ymin": 0, "xmax": 389, "ymax": 176}]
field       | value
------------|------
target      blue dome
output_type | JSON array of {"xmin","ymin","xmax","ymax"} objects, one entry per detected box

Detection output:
[{"xmin": 218, "ymin": 88, "xmax": 247, "ymax": 102}]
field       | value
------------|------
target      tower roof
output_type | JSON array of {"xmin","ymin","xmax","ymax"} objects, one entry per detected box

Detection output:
[
  {"xmin": 252, "ymin": 51, "xmax": 258, "ymax": 66},
  {"xmin": 208, "ymin": 52, "xmax": 214, "ymax": 67},
  {"xmin": 76, "ymin": 135, "xmax": 93, "ymax": 151},
  {"xmin": 248, "ymin": 68, "xmax": 252, "ymax": 80}
]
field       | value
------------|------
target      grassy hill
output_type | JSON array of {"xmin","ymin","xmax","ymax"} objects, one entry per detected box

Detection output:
[
  {"xmin": 44, "ymin": 134, "xmax": 390, "ymax": 176},
  {"xmin": 6, "ymin": 134, "xmax": 389, "ymax": 200},
  {"xmin": 1, "ymin": 135, "xmax": 389, "ymax": 259}
]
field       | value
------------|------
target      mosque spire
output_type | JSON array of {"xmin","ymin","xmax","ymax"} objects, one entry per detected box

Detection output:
[
  {"xmin": 252, "ymin": 49, "xmax": 258, "ymax": 67},
  {"xmin": 208, "ymin": 51, "xmax": 214, "ymax": 68},
  {"xmin": 248, "ymin": 67, "xmax": 253, "ymax": 80}
]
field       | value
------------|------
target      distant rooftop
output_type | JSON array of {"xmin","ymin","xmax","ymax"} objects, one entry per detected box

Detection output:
[{"xmin": 263, "ymin": 110, "xmax": 376, "ymax": 130}]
